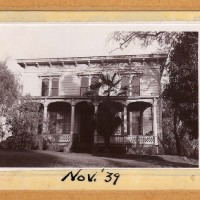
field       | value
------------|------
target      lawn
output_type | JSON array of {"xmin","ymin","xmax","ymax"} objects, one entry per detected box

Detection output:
[{"xmin": 0, "ymin": 149, "xmax": 198, "ymax": 168}]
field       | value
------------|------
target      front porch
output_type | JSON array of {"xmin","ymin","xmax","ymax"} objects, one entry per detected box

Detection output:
[{"xmin": 35, "ymin": 96, "xmax": 160, "ymax": 154}]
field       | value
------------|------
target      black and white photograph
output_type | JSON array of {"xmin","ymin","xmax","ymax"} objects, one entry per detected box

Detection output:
[{"xmin": 0, "ymin": 23, "xmax": 198, "ymax": 168}]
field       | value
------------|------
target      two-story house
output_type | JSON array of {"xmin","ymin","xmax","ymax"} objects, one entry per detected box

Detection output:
[{"xmin": 17, "ymin": 54, "xmax": 166, "ymax": 154}]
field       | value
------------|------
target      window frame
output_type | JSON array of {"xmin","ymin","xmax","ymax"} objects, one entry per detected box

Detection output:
[
  {"xmin": 41, "ymin": 78, "xmax": 50, "ymax": 97},
  {"xmin": 119, "ymin": 74, "xmax": 140, "ymax": 97},
  {"xmin": 40, "ymin": 76, "xmax": 60, "ymax": 97},
  {"xmin": 80, "ymin": 76, "xmax": 89, "ymax": 96},
  {"xmin": 131, "ymin": 76, "xmax": 140, "ymax": 97},
  {"xmin": 51, "ymin": 77, "xmax": 59, "ymax": 96}
]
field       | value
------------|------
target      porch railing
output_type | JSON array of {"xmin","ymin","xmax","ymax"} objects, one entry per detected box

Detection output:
[
  {"xmin": 94, "ymin": 135, "xmax": 155, "ymax": 145},
  {"xmin": 47, "ymin": 134, "xmax": 155, "ymax": 145},
  {"xmin": 46, "ymin": 134, "xmax": 71, "ymax": 143},
  {"xmin": 58, "ymin": 134, "xmax": 71, "ymax": 142}
]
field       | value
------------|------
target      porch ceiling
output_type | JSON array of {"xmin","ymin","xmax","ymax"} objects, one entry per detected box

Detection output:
[{"xmin": 128, "ymin": 101, "xmax": 152, "ymax": 111}]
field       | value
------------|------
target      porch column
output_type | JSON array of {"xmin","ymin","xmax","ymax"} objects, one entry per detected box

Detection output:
[
  {"xmin": 48, "ymin": 77, "xmax": 52, "ymax": 96},
  {"xmin": 140, "ymin": 110, "xmax": 144, "ymax": 135},
  {"xmin": 119, "ymin": 112, "xmax": 122, "ymax": 135},
  {"xmin": 153, "ymin": 98, "xmax": 159, "ymax": 153},
  {"xmin": 88, "ymin": 75, "xmax": 91, "ymax": 91},
  {"xmin": 129, "ymin": 111, "xmax": 133, "ymax": 135},
  {"xmin": 123, "ymin": 106, "xmax": 127, "ymax": 135},
  {"xmin": 70, "ymin": 103, "xmax": 75, "ymax": 135},
  {"xmin": 42, "ymin": 103, "xmax": 48, "ymax": 134},
  {"xmin": 118, "ymin": 75, "xmax": 122, "ymax": 92},
  {"xmin": 94, "ymin": 104, "xmax": 98, "ymax": 143},
  {"xmin": 69, "ymin": 102, "xmax": 76, "ymax": 151}
]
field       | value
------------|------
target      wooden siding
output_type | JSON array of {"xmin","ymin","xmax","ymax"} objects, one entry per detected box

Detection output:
[
  {"xmin": 23, "ymin": 74, "xmax": 41, "ymax": 96},
  {"xmin": 140, "ymin": 64, "xmax": 160, "ymax": 96},
  {"xmin": 21, "ymin": 58, "xmax": 162, "ymax": 98}
]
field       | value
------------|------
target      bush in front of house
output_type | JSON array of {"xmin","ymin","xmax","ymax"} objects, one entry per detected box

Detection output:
[{"xmin": 6, "ymin": 95, "xmax": 43, "ymax": 150}]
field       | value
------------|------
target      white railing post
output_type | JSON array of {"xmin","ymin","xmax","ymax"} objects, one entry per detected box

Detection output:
[{"xmin": 129, "ymin": 111, "xmax": 133, "ymax": 135}]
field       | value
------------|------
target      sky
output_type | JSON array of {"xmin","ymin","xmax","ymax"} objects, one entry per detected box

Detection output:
[
  {"xmin": 0, "ymin": 23, "xmax": 198, "ymax": 72},
  {"xmin": 0, "ymin": 24, "xmax": 160, "ymax": 60}
]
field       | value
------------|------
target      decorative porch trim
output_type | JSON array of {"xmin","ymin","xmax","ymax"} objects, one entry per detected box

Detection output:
[{"xmin": 94, "ymin": 135, "xmax": 155, "ymax": 145}]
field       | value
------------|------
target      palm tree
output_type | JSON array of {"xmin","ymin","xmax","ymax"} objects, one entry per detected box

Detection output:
[{"xmin": 84, "ymin": 72, "xmax": 127, "ymax": 152}]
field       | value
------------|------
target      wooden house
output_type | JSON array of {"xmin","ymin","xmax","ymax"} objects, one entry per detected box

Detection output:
[{"xmin": 17, "ymin": 54, "xmax": 166, "ymax": 154}]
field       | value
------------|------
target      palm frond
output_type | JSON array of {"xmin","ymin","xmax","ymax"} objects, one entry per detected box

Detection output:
[
  {"xmin": 90, "ymin": 81, "xmax": 102, "ymax": 90},
  {"xmin": 113, "ymin": 78, "xmax": 121, "ymax": 87},
  {"xmin": 116, "ymin": 91, "xmax": 127, "ymax": 96},
  {"xmin": 82, "ymin": 90, "xmax": 97, "ymax": 97},
  {"xmin": 111, "ymin": 73, "xmax": 117, "ymax": 83}
]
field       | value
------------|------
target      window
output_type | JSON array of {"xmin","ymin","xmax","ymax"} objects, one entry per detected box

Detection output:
[
  {"xmin": 121, "ymin": 76, "xmax": 129, "ymax": 95},
  {"xmin": 121, "ymin": 76, "xmax": 129, "ymax": 88},
  {"xmin": 41, "ymin": 77, "xmax": 59, "ymax": 96},
  {"xmin": 80, "ymin": 77, "xmax": 89, "ymax": 95},
  {"xmin": 41, "ymin": 78, "xmax": 49, "ymax": 96},
  {"xmin": 80, "ymin": 76, "xmax": 100, "ymax": 96},
  {"xmin": 120, "ymin": 76, "xmax": 140, "ymax": 96},
  {"xmin": 51, "ymin": 78, "xmax": 59, "ymax": 96},
  {"xmin": 91, "ymin": 77, "xmax": 98, "ymax": 85},
  {"xmin": 131, "ymin": 77, "xmax": 140, "ymax": 96},
  {"xmin": 91, "ymin": 77, "xmax": 99, "ymax": 94}
]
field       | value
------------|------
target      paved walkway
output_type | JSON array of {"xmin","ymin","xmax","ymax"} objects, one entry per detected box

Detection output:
[{"xmin": 0, "ymin": 150, "xmax": 198, "ymax": 168}]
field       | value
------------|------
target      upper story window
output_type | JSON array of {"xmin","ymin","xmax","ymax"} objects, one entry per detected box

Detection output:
[
  {"xmin": 131, "ymin": 77, "xmax": 140, "ymax": 96},
  {"xmin": 121, "ymin": 76, "xmax": 129, "ymax": 89},
  {"xmin": 41, "ymin": 77, "xmax": 59, "ymax": 97},
  {"xmin": 120, "ymin": 75, "xmax": 140, "ymax": 96},
  {"xmin": 51, "ymin": 78, "xmax": 59, "ymax": 96},
  {"xmin": 80, "ymin": 77, "xmax": 89, "ymax": 96},
  {"xmin": 80, "ymin": 76, "xmax": 100, "ymax": 96},
  {"xmin": 91, "ymin": 76, "xmax": 99, "ymax": 94},
  {"xmin": 121, "ymin": 76, "xmax": 129, "ymax": 95},
  {"xmin": 42, "ymin": 78, "xmax": 49, "ymax": 96},
  {"xmin": 91, "ymin": 76, "xmax": 99, "ymax": 85}
]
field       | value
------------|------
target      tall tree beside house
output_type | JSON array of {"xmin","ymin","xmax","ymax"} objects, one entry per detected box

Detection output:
[
  {"xmin": 0, "ymin": 62, "xmax": 20, "ymax": 140},
  {"xmin": 84, "ymin": 72, "xmax": 127, "ymax": 152},
  {"xmin": 162, "ymin": 100, "xmax": 198, "ymax": 158},
  {"xmin": 162, "ymin": 32, "xmax": 198, "ymax": 155},
  {"xmin": 0, "ymin": 61, "xmax": 44, "ymax": 148},
  {"xmin": 0, "ymin": 62, "xmax": 20, "ymax": 116},
  {"xmin": 109, "ymin": 31, "xmax": 198, "ymax": 156},
  {"xmin": 6, "ymin": 95, "xmax": 43, "ymax": 149}
]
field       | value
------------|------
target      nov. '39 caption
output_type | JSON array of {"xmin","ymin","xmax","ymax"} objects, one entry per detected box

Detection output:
[{"xmin": 61, "ymin": 169, "xmax": 120, "ymax": 185}]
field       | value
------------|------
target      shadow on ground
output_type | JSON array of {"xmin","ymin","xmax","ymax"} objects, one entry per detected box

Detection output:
[
  {"xmin": 0, "ymin": 150, "xmax": 198, "ymax": 168},
  {"xmin": 93, "ymin": 153, "xmax": 198, "ymax": 168}
]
